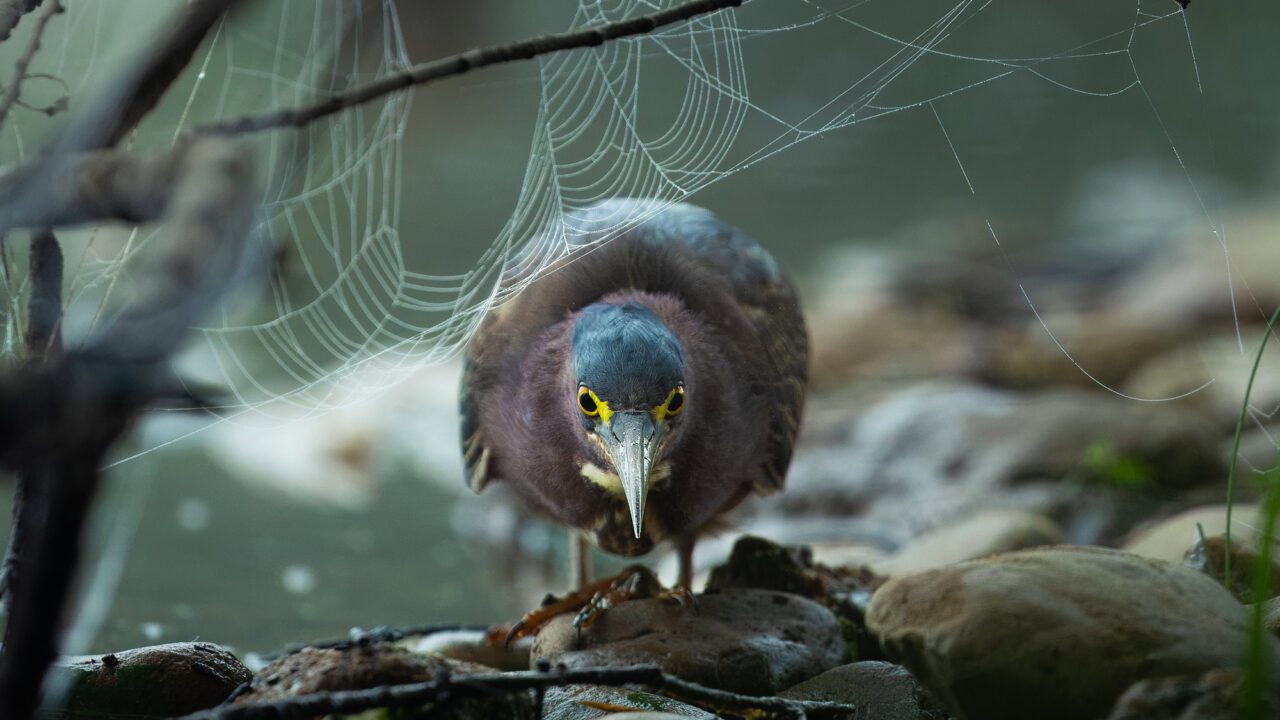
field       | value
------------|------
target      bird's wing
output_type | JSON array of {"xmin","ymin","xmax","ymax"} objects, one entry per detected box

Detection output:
[
  {"xmin": 459, "ymin": 309, "xmax": 501, "ymax": 494},
  {"xmin": 670, "ymin": 207, "xmax": 808, "ymax": 493}
]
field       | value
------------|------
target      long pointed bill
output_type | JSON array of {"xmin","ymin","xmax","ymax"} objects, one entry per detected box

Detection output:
[{"xmin": 605, "ymin": 411, "xmax": 663, "ymax": 539}]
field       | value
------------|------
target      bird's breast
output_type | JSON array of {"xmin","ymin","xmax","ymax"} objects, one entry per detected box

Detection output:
[{"xmin": 578, "ymin": 460, "xmax": 672, "ymax": 496}]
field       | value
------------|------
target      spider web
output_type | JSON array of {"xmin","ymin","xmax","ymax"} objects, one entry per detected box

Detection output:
[{"xmin": 1, "ymin": 0, "xmax": 1276, "ymax": 466}]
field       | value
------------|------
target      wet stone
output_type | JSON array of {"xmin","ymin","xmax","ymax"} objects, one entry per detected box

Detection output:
[
  {"xmin": 540, "ymin": 685, "xmax": 713, "ymax": 720},
  {"xmin": 703, "ymin": 535, "xmax": 886, "ymax": 661},
  {"xmin": 1183, "ymin": 534, "xmax": 1280, "ymax": 604},
  {"xmin": 1102, "ymin": 669, "xmax": 1276, "ymax": 720},
  {"xmin": 778, "ymin": 661, "xmax": 948, "ymax": 720},
  {"xmin": 532, "ymin": 588, "xmax": 848, "ymax": 696},
  {"xmin": 405, "ymin": 628, "xmax": 531, "ymax": 672},
  {"xmin": 52, "ymin": 642, "xmax": 251, "ymax": 719}
]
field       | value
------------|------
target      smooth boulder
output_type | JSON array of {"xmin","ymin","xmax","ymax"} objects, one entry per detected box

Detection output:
[{"xmin": 866, "ymin": 546, "xmax": 1280, "ymax": 720}]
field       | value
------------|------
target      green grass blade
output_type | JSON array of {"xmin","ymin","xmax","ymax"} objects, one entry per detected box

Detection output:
[{"xmin": 1225, "ymin": 303, "xmax": 1280, "ymax": 585}]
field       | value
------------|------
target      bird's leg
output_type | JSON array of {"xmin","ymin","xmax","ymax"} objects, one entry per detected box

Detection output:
[
  {"xmin": 569, "ymin": 530, "xmax": 591, "ymax": 589},
  {"xmin": 675, "ymin": 534, "xmax": 696, "ymax": 590},
  {"xmin": 497, "ymin": 571, "xmax": 625, "ymax": 646}
]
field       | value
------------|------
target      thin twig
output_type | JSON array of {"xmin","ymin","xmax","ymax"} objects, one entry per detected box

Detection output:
[
  {"xmin": 0, "ymin": 0, "xmax": 62, "ymax": 131},
  {"xmin": 104, "ymin": 0, "xmax": 243, "ymax": 146},
  {"xmin": 0, "ymin": 0, "xmax": 42, "ymax": 43},
  {"xmin": 181, "ymin": 664, "xmax": 862, "ymax": 720},
  {"xmin": 198, "ymin": 0, "xmax": 743, "ymax": 135}
]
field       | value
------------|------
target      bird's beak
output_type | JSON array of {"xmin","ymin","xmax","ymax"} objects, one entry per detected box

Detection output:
[{"xmin": 604, "ymin": 411, "xmax": 663, "ymax": 539}]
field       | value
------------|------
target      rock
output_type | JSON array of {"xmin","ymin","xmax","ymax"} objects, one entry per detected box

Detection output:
[
  {"xmin": 1183, "ymin": 534, "xmax": 1280, "ymax": 603},
  {"xmin": 1262, "ymin": 596, "xmax": 1280, "ymax": 639},
  {"xmin": 53, "ymin": 642, "xmax": 251, "ymax": 719},
  {"xmin": 1122, "ymin": 504, "xmax": 1263, "ymax": 563},
  {"xmin": 774, "ymin": 382, "xmax": 1221, "ymax": 549},
  {"xmin": 808, "ymin": 541, "xmax": 888, "ymax": 569},
  {"xmin": 235, "ymin": 641, "xmax": 534, "ymax": 719},
  {"xmin": 866, "ymin": 546, "xmax": 1280, "ymax": 720},
  {"xmin": 703, "ymin": 535, "xmax": 886, "ymax": 661},
  {"xmin": 1108, "ymin": 206, "xmax": 1280, "ymax": 333},
  {"xmin": 874, "ymin": 510, "xmax": 1064, "ymax": 575},
  {"xmin": 1103, "ymin": 669, "xmax": 1274, "ymax": 720},
  {"xmin": 532, "ymin": 588, "xmax": 848, "ymax": 696},
  {"xmin": 541, "ymin": 685, "xmax": 713, "ymax": 719},
  {"xmin": 778, "ymin": 661, "xmax": 948, "ymax": 720},
  {"xmin": 406, "ymin": 629, "xmax": 530, "ymax": 672},
  {"xmin": 1124, "ymin": 331, "xmax": 1280, "ymax": 427},
  {"xmin": 599, "ymin": 715, "xmax": 703, "ymax": 720}
]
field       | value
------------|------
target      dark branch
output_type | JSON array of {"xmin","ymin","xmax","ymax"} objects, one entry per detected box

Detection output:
[
  {"xmin": 0, "ymin": 229, "xmax": 60, "ymax": 603},
  {"xmin": 0, "ymin": 0, "xmax": 62, "ymax": 130},
  {"xmin": 25, "ymin": 229, "xmax": 61, "ymax": 360},
  {"xmin": 0, "ymin": 140, "xmax": 216, "ymax": 230},
  {"xmin": 0, "ymin": 0, "xmax": 241, "ymax": 240},
  {"xmin": 0, "ymin": 0, "xmax": 41, "ymax": 42},
  {"xmin": 0, "ymin": 138, "xmax": 254, "ymax": 720},
  {"xmin": 179, "ymin": 664, "xmax": 861, "ymax": 720},
  {"xmin": 198, "ymin": 0, "xmax": 743, "ymax": 135}
]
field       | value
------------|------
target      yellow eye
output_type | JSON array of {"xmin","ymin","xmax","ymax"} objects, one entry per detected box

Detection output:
[
  {"xmin": 578, "ymin": 386, "xmax": 599, "ymax": 416},
  {"xmin": 657, "ymin": 386, "xmax": 685, "ymax": 420}
]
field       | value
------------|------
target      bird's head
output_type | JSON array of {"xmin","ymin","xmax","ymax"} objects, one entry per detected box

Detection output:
[{"xmin": 571, "ymin": 301, "xmax": 687, "ymax": 539}]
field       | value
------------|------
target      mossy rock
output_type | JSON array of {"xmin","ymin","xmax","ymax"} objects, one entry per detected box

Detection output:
[{"xmin": 47, "ymin": 642, "xmax": 250, "ymax": 719}]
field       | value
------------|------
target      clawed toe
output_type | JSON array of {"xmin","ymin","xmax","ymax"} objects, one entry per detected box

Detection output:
[{"xmin": 489, "ymin": 565, "xmax": 690, "ymax": 647}]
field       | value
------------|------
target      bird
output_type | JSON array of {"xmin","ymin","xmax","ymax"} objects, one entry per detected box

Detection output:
[{"xmin": 458, "ymin": 198, "xmax": 807, "ymax": 595}]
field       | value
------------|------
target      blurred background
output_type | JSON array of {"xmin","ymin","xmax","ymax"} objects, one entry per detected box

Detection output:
[{"xmin": 0, "ymin": 0, "xmax": 1278, "ymax": 656}]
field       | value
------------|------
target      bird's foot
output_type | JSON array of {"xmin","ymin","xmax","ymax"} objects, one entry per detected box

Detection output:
[{"xmin": 490, "ymin": 565, "xmax": 695, "ymax": 647}]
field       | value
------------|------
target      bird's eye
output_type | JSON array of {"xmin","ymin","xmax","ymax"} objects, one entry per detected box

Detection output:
[
  {"xmin": 578, "ymin": 387, "xmax": 599, "ymax": 416},
  {"xmin": 661, "ymin": 386, "xmax": 685, "ymax": 417}
]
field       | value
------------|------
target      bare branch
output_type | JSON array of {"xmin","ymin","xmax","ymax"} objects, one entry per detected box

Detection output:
[
  {"xmin": 0, "ymin": 138, "xmax": 254, "ymax": 720},
  {"xmin": 24, "ymin": 229, "xmax": 61, "ymax": 360},
  {"xmin": 0, "ymin": 0, "xmax": 242, "ymax": 240},
  {"xmin": 198, "ymin": 0, "xmax": 744, "ymax": 135},
  {"xmin": 179, "ymin": 664, "xmax": 862, "ymax": 720},
  {"xmin": 0, "ymin": 0, "xmax": 62, "ymax": 130},
  {"xmin": 0, "ymin": 141, "xmax": 215, "ymax": 229},
  {"xmin": 0, "ymin": 0, "xmax": 41, "ymax": 43}
]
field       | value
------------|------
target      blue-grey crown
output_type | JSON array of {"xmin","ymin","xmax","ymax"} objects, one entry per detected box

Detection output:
[{"xmin": 572, "ymin": 301, "xmax": 684, "ymax": 409}]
